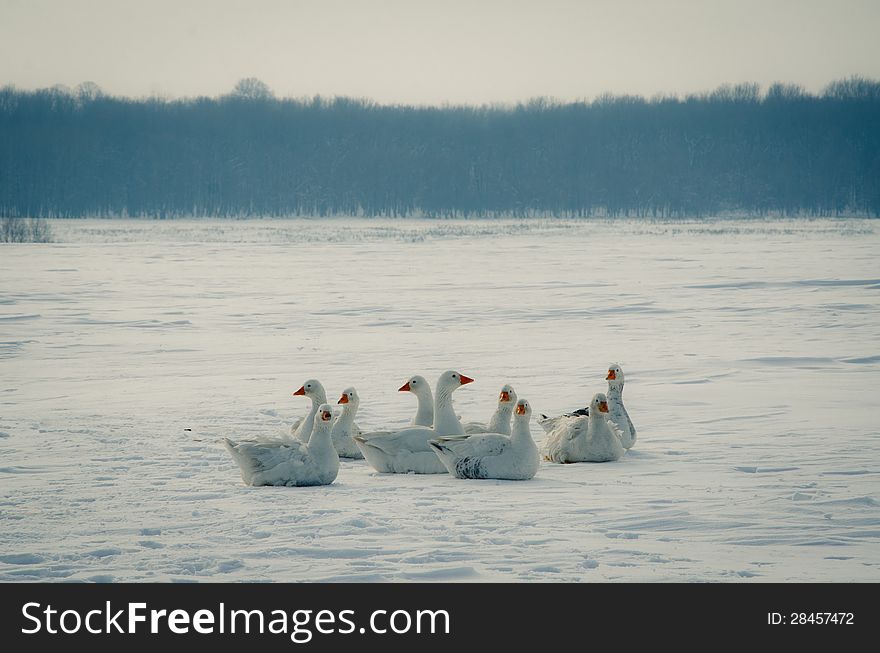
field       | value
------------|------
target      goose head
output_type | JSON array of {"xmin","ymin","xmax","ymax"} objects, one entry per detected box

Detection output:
[
  {"xmin": 293, "ymin": 379, "xmax": 325, "ymax": 402},
  {"xmin": 606, "ymin": 364, "xmax": 625, "ymax": 387},
  {"xmin": 498, "ymin": 384, "xmax": 517, "ymax": 406},
  {"xmin": 313, "ymin": 403, "xmax": 335, "ymax": 431},
  {"xmin": 436, "ymin": 370, "xmax": 474, "ymax": 397},
  {"xmin": 591, "ymin": 393, "xmax": 610, "ymax": 414},
  {"xmin": 514, "ymin": 398, "xmax": 532, "ymax": 420},
  {"xmin": 337, "ymin": 386, "xmax": 359, "ymax": 408},
  {"xmin": 399, "ymin": 375, "xmax": 430, "ymax": 395}
]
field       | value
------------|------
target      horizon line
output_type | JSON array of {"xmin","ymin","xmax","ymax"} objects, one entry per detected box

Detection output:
[{"xmin": 3, "ymin": 75, "xmax": 879, "ymax": 109}]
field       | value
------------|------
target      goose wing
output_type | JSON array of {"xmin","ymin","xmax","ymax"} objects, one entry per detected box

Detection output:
[
  {"xmin": 435, "ymin": 433, "xmax": 510, "ymax": 459},
  {"xmin": 354, "ymin": 427, "xmax": 435, "ymax": 454},
  {"xmin": 224, "ymin": 438, "xmax": 311, "ymax": 482}
]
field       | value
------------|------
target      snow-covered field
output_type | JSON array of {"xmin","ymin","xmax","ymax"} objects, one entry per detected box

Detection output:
[{"xmin": 1, "ymin": 217, "xmax": 878, "ymax": 582}]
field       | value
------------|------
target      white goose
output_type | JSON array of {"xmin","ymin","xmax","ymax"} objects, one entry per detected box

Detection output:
[
  {"xmin": 537, "ymin": 395, "xmax": 590, "ymax": 433},
  {"xmin": 430, "ymin": 398, "xmax": 539, "ymax": 480},
  {"xmin": 543, "ymin": 393, "xmax": 625, "ymax": 463},
  {"xmin": 354, "ymin": 374, "xmax": 435, "ymax": 441},
  {"xmin": 399, "ymin": 375, "xmax": 434, "ymax": 427},
  {"xmin": 332, "ymin": 387, "xmax": 364, "ymax": 459},
  {"xmin": 463, "ymin": 384, "xmax": 517, "ymax": 435},
  {"xmin": 537, "ymin": 410, "xmax": 587, "ymax": 433},
  {"xmin": 606, "ymin": 364, "xmax": 636, "ymax": 449},
  {"xmin": 225, "ymin": 404, "xmax": 340, "ymax": 486},
  {"xmin": 289, "ymin": 379, "xmax": 327, "ymax": 443},
  {"xmin": 354, "ymin": 370, "xmax": 473, "ymax": 474}
]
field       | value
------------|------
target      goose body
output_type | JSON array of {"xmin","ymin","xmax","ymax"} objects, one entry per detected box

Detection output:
[
  {"xmin": 226, "ymin": 404, "xmax": 340, "ymax": 486},
  {"xmin": 606, "ymin": 364, "xmax": 636, "ymax": 449},
  {"xmin": 431, "ymin": 399, "xmax": 539, "ymax": 480},
  {"xmin": 355, "ymin": 427, "xmax": 447, "ymax": 474},
  {"xmin": 356, "ymin": 370, "xmax": 473, "ymax": 474},
  {"xmin": 543, "ymin": 393, "xmax": 625, "ymax": 463},
  {"xmin": 463, "ymin": 384, "xmax": 516, "ymax": 435},
  {"xmin": 289, "ymin": 379, "xmax": 327, "ymax": 443}
]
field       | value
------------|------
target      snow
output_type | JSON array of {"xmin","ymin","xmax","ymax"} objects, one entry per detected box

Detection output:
[{"xmin": 1, "ymin": 217, "xmax": 878, "ymax": 582}]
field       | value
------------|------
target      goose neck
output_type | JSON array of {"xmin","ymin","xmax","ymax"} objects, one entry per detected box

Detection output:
[
  {"xmin": 414, "ymin": 389, "xmax": 434, "ymax": 425},
  {"xmin": 434, "ymin": 385, "xmax": 456, "ymax": 411},
  {"xmin": 433, "ymin": 385, "xmax": 462, "ymax": 434},
  {"xmin": 488, "ymin": 403, "xmax": 514, "ymax": 431},
  {"xmin": 309, "ymin": 421, "xmax": 334, "ymax": 450},
  {"xmin": 510, "ymin": 419, "xmax": 533, "ymax": 445},
  {"xmin": 301, "ymin": 401, "xmax": 320, "ymax": 436},
  {"xmin": 336, "ymin": 404, "xmax": 357, "ymax": 429}
]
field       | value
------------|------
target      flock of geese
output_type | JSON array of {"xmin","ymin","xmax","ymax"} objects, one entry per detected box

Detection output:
[{"xmin": 224, "ymin": 364, "xmax": 636, "ymax": 487}]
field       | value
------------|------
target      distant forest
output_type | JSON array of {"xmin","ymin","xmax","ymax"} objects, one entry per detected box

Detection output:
[{"xmin": 1, "ymin": 77, "xmax": 879, "ymax": 218}]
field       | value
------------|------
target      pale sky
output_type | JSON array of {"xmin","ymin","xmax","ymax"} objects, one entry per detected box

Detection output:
[{"xmin": 1, "ymin": 0, "xmax": 879, "ymax": 104}]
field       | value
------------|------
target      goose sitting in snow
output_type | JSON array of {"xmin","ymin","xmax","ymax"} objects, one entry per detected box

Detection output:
[
  {"xmin": 225, "ymin": 404, "xmax": 340, "ymax": 486},
  {"xmin": 537, "ymin": 385, "xmax": 590, "ymax": 433},
  {"xmin": 606, "ymin": 364, "xmax": 636, "ymax": 449},
  {"xmin": 351, "ymin": 374, "xmax": 435, "ymax": 441},
  {"xmin": 355, "ymin": 370, "xmax": 473, "ymax": 474},
  {"xmin": 399, "ymin": 375, "xmax": 434, "ymax": 427},
  {"xmin": 430, "ymin": 398, "xmax": 539, "ymax": 480},
  {"xmin": 543, "ymin": 393, "xmax": 624, "ymax": 463},
  {"xmin": 463, "ymin": 384, "xmax": 517, "ymax": 435},
  {"xmin": 289, "ymin": 379, "xmax": 327, "ymax": 442},
  {"xmin": 537, "ymin": 407, "xmax": 588, "ymax": 433},
  {"xmin": 332, "ymin": 387, "xmax": 364, "ymax": 459}
]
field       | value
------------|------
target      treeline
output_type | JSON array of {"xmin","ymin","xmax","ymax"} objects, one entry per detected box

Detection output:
[{"xmin": 1, "ymin": 77, "xmax": 879, "ymax": 218}]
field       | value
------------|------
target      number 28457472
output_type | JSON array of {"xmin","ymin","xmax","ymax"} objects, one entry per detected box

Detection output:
[{"xmin": 768, "ymin": 613, "xmax": 853, "ymax": 625}]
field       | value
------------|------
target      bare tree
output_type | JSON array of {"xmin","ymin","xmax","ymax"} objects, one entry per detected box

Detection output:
[{"xmin": 231, "ymin": 78, "xmax": 274, "ymax": 100}]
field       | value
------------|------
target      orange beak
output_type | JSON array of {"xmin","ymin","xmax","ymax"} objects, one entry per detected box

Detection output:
[
  {"xmin": 599, "ymin": 401, "xmax": 609, "ymax": 413},
  {"xmin": 398, "ymin": 382, "xmax": 411, "ymax": 392},
  {"xmin": 606, "ymin": 370, "xmax": 616, "ymax": 381},
  {"xmin": 459, "ymin": 374, "xmax": 474, "ymax": 385},
  {"xmin": 500, "ymin": 390, "xmax": 510, "ymax": 402},
  {"xmin": 321, "ymin": 410, "xmax": 332, "ymax": 421},
  {"xmin": 293, "ymin": 386, "xmax": 306, "ymax": 396},
  {"xmin": 515, "ymin": 404, "xmax": 526, "ymax": 415},
  {"xmin": 338, "ymin": 394, "xmax": 349, "ymax": 404}
]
